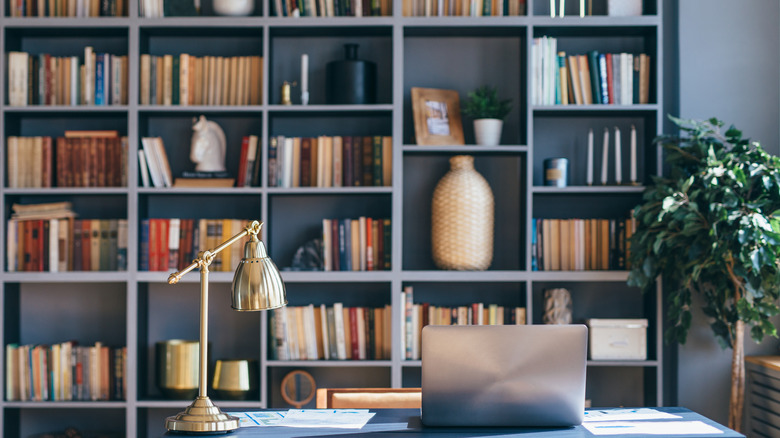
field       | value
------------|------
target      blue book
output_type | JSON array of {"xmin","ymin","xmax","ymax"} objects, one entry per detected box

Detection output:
[
  {"xmin": 338, "ymin": 220, "xmax": 347, "ymax": 271},
  {"xmin": 343, "ymin": 219, "xmax": 352, "ymax": 271},
  {"xmin": 599, "ymin": 53, "xmax": 610, "ymax": 104},
  {"xmin": 94, "ymin": 54, "xmax": 105, "ymax": 105},
  {"xmin": 139, "ymin": 219, "xmax": 150, "ymax": 271},
  {"xmin": 531, "ymin": 219, "xmax": 538, "ymax": 271}
]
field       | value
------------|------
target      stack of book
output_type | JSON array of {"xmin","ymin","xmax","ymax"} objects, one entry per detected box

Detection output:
[
  {"xmin": 532, "ymin": 36, "xmax": 651, "ymax": 106},
  {"xmin": 6, "ymin": 202, "xmax": 128, "ymax": 272},
  {"xmin": 322, "ymin": 217, "xmax": 391, "ymax": 272},
  {"xmin": 269, "ymin": 303, "xmax": 392, "ymax": 361},
  {"xmin": 269, "ymin": 135, "xmax": 392, "ymax": 188},
  {"xmin": 139, "ymin": 54, "xmax": 263, "ymax": 106},
  {"xmin": 8, "ymin": 0, "xmax": 126, "ymax": 16},
  {"xmin": 5, "ymin": 342, "xmax": 126, "ymax": 402},
  {"xmin": 140, "ymin": 218, "xmax": 251, "ymax": 272},
  {"xmin": 7, "ymin": 47, "xmax": 129, "ymax": 107},
  {"xmin": 400, "ymin": 287, "xmax": 526, "ymax": 360},
  {"xmin": 531, "ymin": 216, "xmax": 636, "ymax": 271},
  {"xmin": 402, "ymin": 0, "xmax": 525, "ymax": 16},
  {"xmin": 271, "ymin": 0, "xmax": 391, "ymax": 16},
  {"xmin": 6, "ymin": 132, "xmax": 128, "ymax": 189}
]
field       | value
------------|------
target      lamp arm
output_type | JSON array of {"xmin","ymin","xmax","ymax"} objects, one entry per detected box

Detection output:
[{"xmin": 168, "ymin": 220, "xmax": 264, "ymax": 284}]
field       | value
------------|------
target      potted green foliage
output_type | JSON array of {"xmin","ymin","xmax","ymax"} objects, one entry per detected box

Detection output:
[
  {"xmin": 628, "ymin": 116, "xmax": 780, "ymax": 432},
  {"xmin": 462, "ymin": 85, "xmax": 512, "ymax": 146}
]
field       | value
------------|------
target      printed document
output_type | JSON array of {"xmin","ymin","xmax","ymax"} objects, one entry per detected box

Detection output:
[
  {"xmin": 277, "ymin": 409, "xmax": 375, "ymax": 428},
  {"xmin": 584, "ymin": 408, "xmax": 682, "ymax": 422},
  {"xmin": 583, "ymin": 420, "xmax": 724, "ymax": 435}
]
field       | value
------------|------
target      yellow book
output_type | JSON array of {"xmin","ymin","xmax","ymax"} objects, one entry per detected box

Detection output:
[
  {"xmin": 228, "ymin": 56, "xmax": 238, "ymax": 105},
  {"xmin": 179, "ymin": 53, "xmax": 189, "ymax": 106},
  {"xmin": 350, "ymin": 219, "xmax": 360, "ymax": 271}
]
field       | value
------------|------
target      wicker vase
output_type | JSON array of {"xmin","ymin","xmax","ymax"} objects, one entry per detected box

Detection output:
[{"xmin": 431, "ymin": 155, "xmax": 494, "ymax": 270}]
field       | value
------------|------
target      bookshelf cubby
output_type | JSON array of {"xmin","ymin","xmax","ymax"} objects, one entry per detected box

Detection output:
[{"xmin": 1, "ymin": 1, "xmax": 665, "ymax": 436}]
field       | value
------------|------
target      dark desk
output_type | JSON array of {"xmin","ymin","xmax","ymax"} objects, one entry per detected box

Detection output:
[{"xmin": 203, "ymin": 407, "xmax": 743, "ymax": 438}]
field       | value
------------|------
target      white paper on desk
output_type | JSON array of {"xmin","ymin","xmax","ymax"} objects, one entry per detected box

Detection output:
[
  {"xmin": 583, "ymin": 408, "xmax": 682, "ymax": 422},
  {"xmin": 583, "ymin": 420, "xmax": 724, "ymax": 435},
  {"xmin": 234, "ymin": 411, "xmax": 286, "ymax": 427},
  {"xmin": 277, "ymin": 409, "xmax": 375, "ymax": 428}
]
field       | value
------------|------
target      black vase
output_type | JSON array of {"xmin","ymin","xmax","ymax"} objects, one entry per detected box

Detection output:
[{"xmin": 326, "ymin": 44, "xmax": 377, "ymax": 105}]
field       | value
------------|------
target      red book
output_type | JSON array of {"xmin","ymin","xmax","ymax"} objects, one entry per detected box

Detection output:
[
  {"xmin": 349, "ymin": 307, "xmax": 360, "ymax": 360},
  {"xmin": 158, "ymin": 219, "xmax": 169, "ymax": 272},
  {"xmin": 331, "ymin": 219, "xmax": 340, "ymax": 271},
  {"xmin": 605, "ymin": 53, "xmax": 614, "ymax": 104},
  {"xmin": 56, "ymin": 137, "xmax": 66, "ymax": 187},
  {"xmin": 362, "ymin": 136, "xmax": 373, "ymax": 186},
  {"xmin": 237, "ymin": 136, "xmax": 249, "ymax": 187},
  {"xmin": 300, "ymin": 137, "xmax": 312, "ymax": 187},
  {"xmin": 31, "ymin": 220, "xmax": 44, "ymax": 272},
  {"xmin": 342, "ymin": 136, "xmax": 354, "ymax": 187},
  {"xmin": 365, "ymin": 217, "xmax": 373, "ymax": 271}
]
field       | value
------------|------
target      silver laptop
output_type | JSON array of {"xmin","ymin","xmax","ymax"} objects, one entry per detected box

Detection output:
[{"xmin": 421, "ymin": 324, "xmax": 587, "ymax": 427}]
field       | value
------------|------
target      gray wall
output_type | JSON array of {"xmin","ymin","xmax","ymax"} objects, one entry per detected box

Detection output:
[{"xmin": 675, "ymin": 0, "xmax": 780, "ymax": 425}]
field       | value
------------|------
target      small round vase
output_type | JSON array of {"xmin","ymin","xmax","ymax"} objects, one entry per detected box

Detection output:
[
  {"xmin": 213, "ymin": 0, "xmax": 253, "ymax": 15},
  {"xmin": 473, "ymin": 118, "xmax": 503, "ymax": 146},
  {"xmin": 431, "ymin": 155, "xmax": 494, "ymax": 270}
]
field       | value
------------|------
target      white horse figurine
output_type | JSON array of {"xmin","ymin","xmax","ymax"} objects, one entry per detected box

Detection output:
[{"xmin": 190, "ymin": 115, "xmax": 227, "ymax": 172}]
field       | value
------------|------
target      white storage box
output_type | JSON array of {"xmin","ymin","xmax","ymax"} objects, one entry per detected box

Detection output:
[
  {"xmin": 608, "ymin": 0, "xmax": 642, "ymax": 16},
  {"xmin": 587, "ymin": 318, "xmax": 648, "ymax": 360}
]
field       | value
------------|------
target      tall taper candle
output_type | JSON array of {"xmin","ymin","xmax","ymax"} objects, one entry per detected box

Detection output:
[
  {"xmin": 586, "ymin": 128, "xmax": 594, "ymax": 185},
  {"xmin": 614, "ymin": 126, "xmax": 622, "ymax": 185},
  {"xmin": 301, "ymin": 54, "xmax": 309, "ymax": 105},
  {"xmin": 551, "ymin": 0, "xmax": 555, "ymax": 16},
  {"xmin": 601, "ymin": 127, "xmax": 609, "ymax": 185},
  {"xmin": 630, "ymin": 124, "xmax": 637, "ymax": 184},
  {"xmin": 579, "ymin": 0, "xmax": 584, "ymax": 17},
  {"xmin": 559, "ymin": 0, "xmax": 564, "ymax": 17}
]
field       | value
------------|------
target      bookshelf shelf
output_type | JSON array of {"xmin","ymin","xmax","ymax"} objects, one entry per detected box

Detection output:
[{"xmin": 1, "ymin": 2, "xmax": 665, "ymax": 434}]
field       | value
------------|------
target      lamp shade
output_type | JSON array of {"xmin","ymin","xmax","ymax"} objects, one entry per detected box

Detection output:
[{"xmin": 231, "ymin": 238, "xmax": 287, "ymax": 311}]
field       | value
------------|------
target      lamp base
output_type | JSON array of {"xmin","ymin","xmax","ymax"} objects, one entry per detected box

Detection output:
[{"xmin": 165, "ymin": 396, "xmax": 239, "ymax": 433}]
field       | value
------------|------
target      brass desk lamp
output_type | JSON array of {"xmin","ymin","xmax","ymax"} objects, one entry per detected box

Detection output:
[{"xmin": 165, "ymin": 220, "xmax": 287, "ymax": 433}]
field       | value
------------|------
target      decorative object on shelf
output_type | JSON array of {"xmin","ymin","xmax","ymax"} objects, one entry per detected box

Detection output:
[
  {"xmin": 614, "ymin": 126, "xmax": 622, "ymax": 185},
  {"xmin": 190, "ymin": 116, "xmax": 227, "ymax": 172},
  {"xmin": 289, "ymin": 238, "xmax": 324, "ymax": 271},
  {"xmin": 301, "ymin": 54, "xmax": 309, "ymax": 105},
  {"xmin": 280, "ymin": 80, "xmax": 297, "ymax": 105},
  {"xmin": 213, "ymin": 0, "xmax": 253, "ymax": 15},
  {"xmin": 280, "ymin": 370, "xmax": 317, "ymax": 408},
  {"xmin": 431, "ymin": 155, "xmax": 494, "ymax": 270},
  {"xmin": 164, "ymin": 220, "xmax": 287, "ymax": 433},
  {"xmin": 628, "ymin": 117, "xmax": 780, "ymax": 432},
  {"xmin": 156, "ymin": 340, "xmax": 200, "ymax": 400},
  {"xmin": 543, "ymin": 288, "xmax": 572, "ymax": 325},
  {"xmin": 462, "ymin": 85, "xmax": 512, "ymax": 146},
  {"xmin": 411, "ymin": 87, "xmax": 465, "ymax": 146},
  {"xmin": 607, "ymin": 0, "xmax": 642, "ymax": 16},
  {"xmin": 600, "ymin": 127, "xmax": 609, "ymax": 185},
  {"xmin": 212, "ymin": 359, "xmax": 258, "ymax": 400},
  {"xmin": 586, "ymin": 128, "xmax": 594, "ymax": 185},
  {"xmin": 543, "ymin": 158, "xmax": 568, "ymax": 187},
  {"xmin": 326, "ymin": 44, "xmax": 377, "ymax": 105}
]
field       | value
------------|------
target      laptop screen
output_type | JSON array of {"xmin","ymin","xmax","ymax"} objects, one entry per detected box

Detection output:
[{"xmin": 421, "ymin": 324, "xmax": 587, "ymax": 427}]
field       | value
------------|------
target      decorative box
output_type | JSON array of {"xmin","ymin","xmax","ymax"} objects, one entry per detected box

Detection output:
[
  {"xmin": 607, "ymin": 0, "xmax": 642, "ymax": 16},
  {"xmin": 587, "ymin": 318, "xmax": 648, "ymax": 360}
]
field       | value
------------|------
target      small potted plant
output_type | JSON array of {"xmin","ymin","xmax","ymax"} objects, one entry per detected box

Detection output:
[{"xmin": 462, "ymin": 85, "xmax": 512, "ymax": 146}]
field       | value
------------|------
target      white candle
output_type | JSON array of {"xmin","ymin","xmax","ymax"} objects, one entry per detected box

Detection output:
[
  {"xmin": 579, "ymin": 0, "xmax": 584, "ymax": 17},
  {"xmin": 614, "ymin": 126, "xmax": 622, "ymax": 185},
  {"xmin": 550, "ymin": 0, "xmax": 555, "ymax": 17},
  {"xmin": 586, "ymin": 128, "xmax": 594, "ymax": 186},
  {"xmin": 601, "ymin": 127, "xmax": 609, "ymax": 185},
  {"xmin": 559, "ymin": 0, "xmax": 564, "ymax": 17},
  {"xmin": 301, "ymin": 54, "xmax": 309, "ymax": 105},
  {"xmin": 630, "ymin": 124, "xmax": 637, "ymax": 184}
]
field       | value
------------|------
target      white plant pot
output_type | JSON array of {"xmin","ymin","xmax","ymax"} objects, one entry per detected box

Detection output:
[
  {"xmin": 213, "ymin": 0, "xmax": 254, "ymax": 15},
  {"xmin": 474, "ymin": 118, "xmax": 503, "ymax": 146}
]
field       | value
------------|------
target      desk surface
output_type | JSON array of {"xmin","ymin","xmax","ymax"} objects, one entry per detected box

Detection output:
[{"xmin": 178, "ymin": 407, "xmax": 742, "ymax": 438}]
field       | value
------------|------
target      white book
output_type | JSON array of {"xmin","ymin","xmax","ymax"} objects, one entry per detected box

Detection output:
[
  {"xmin": 71, "ymin": 56, "xmax": 80, "ymax": 106},
  {"xmin": 168, "ymin": 218, "xmax": 181, "ymax": 271},
  {"xmin": 6, "ymin": 220, "xmax": 18, "ymax": 272},
  {"xmin": 137, "ymin": 149, "xmax": 151, "ymax": 188},
  {"xmin": 399, "ymin": 290, "xmax": 407, "ymax": 359},
  {"xmin": 316, "ymin": 136, "xmax": 325, "ymax": 187},
  {"xmin": 49, "ymin": 218, "xmax": 59, "ymax": 272},
  {"xmin": 140, "ymin": 138, "xmax": 163, "ymax": 187},
  {"xmin": 283, "ymin": 137, "xmax": 294, "ymax": 188},
  {"xmin": 84, "ymin": 46, "xmax": 94, "ymax": 105},
  {"xmin": 333, "ymin": 302, "xmax": 347, "ymax": 360},
  {"xmin": 154, "ymin": 137, "xmax": 173, "ymax": 187},
  {"xmin": 304, "ymin": 304, "xmax": 318, "ymax": 360},
  {"xmin": 8, "ymin": 52, "xmax": 29, "ymax": 106},
  {"xmin": 32, "ymin": 137, "xmax": 43, "ymax": 188},
  {"xmin": 358, "ymin": 216, "xmax": 367, "ymax": 271}
]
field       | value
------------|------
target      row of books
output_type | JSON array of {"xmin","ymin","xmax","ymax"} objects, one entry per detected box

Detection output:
[
  {"xmin": 269, "ymin": 136, "xmax": 392, "ymax": 188},
  {"xmin": 7, "ymin": 218, "xmax": 129, "ymax": 272},
  {"xmin": 138, "ymin": 137, "xmax": 173, "ymax": 188},
  {"xmin": 401, "ymin": 286, "xmax": 526, "ymax": 360},
  {"xmin": 5, "ymin": 342, "xmax": 126, "ymax": 402},
  {"xmin": 8, "ymin": 0, "xmax": 125, "ymax": 16},
  {"xmin": 531, "ymin": 217, "xmax": 635, "ymax": 272},
  {"xmin": 140, "ymin": 218, "xmax": 251, "ymax": 272},
  {"xmin": 269, "ymin": 304, "xmax": 392, "ymax": 361},
  {"xmin": 7, "ymin": 48, "xmax": 129, "ymax": 107},
  {"xmin": 271, "ymin": 0, "xmax": 391, "ymax": 17},
  {"xmin": 322, "ymin": 217, "xmax": 391, "ymax": 272},
  {"xmin": 6, "ymin": 133, "xmax": 128, "ymax": 189},
  {"xmin": 402, "ymin": 0, "xmax": 525, "ymax": 16},
  {"xmin": 532, "ymin": 36, "xmax": 651, "ymax": 106},
  {"xmin": 139, "ymin": 54, "xmax": 263, "ymax": 107}
]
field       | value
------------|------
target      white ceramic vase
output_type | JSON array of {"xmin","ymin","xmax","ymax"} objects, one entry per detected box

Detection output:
[
  {"xmin": 213, "ymin": 0, "xmax": 253, "ymax": 15},
  {"xmin": 473, "ymin": 118, "xmax": 503, "ymax": 146}
]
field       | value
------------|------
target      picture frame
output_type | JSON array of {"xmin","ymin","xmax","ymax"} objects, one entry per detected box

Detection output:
[{"xmin": 411, "ymin": 87, "xmax": 465, "ymax": 146}]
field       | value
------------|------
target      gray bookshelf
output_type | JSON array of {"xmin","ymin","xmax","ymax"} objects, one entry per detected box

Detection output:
[{"xmin": 0, "ymin": 0, "xmax": 665, "ymax": 435}]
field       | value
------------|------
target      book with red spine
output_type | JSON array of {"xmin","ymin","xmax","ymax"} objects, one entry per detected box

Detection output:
[
  {"xmin": 349, "ymin": 307, "xmax": 360, "ymax": 360},
  {"xmin": 236, "ymin": 136, "xmax": 249, "ymax": 187}
]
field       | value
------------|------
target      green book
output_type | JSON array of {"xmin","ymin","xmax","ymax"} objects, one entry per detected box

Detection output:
[
  {"xmin": 588, "ymin": 50, "xmax": 602, "ymax": 105},
  {"xmin": 172, "ymin": 55, "xmax": 180, "ymax": 105}
]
